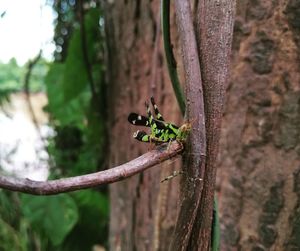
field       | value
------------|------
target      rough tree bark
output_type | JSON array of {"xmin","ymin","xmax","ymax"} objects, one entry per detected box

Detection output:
[
  {"xmin": 218, "ymin": 1, "xmax": 300, "ymax": 250},
  {"xmin": 104, "ymin": 0, "xmax": 236, "ymax": 250},
  {"xmin": 104, "ymin": 1, "xmax": 182, "ymax": 250},
  {"xmin": 103, "ymin": 0, "xmax": 300, "ymax": 250}
]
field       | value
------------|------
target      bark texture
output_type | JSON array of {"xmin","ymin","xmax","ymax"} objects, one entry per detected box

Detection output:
[
  {"xmin": 218, "ymin": 1, "xmax": 300, "ymax": 250},
  {"xmin": 104, "ymin": 1, "xmax": 182, "ymax": 250},
  {"xmin": 104, "ymin": 0, "xmax": 300, "ymax": 250}
]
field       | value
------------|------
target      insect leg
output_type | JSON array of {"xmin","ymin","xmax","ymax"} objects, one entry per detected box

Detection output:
[
  {"xmin": 161, "ymin": 170, "xmax": 185, "ymax": 183},
  {"xmin": 145, "ymin": 101, "xmax": 158, "ymax": 136},
  {"xmin": 133, "ymin": 130, "xmax": 150, "ymax": 142},
  {"xmin": 150, "ymin": 96, "xmax": 165, "ymax": 121},
  {"xmin": 150, "ymin": 97, "xmax": 179, "ymax": 137}
]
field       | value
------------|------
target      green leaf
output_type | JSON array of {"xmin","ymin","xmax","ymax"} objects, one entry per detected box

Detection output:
[
  {"xmin": 45, "ymin": 63, "xmax": 89, "ymax": 125},
  {"xmin": 73, "ymin": 190, "xmax": 108, "ymax": 219},
  {"xmin": 63, "ymin": 30, "xmax": 89, "ymax": 102},
  {"xmin": 21, "ymin": 194, "xmax": 79, "ymax": 246},
  {"xmin": 44, "ymin": 63, "xmax": 65, "ymax": 115},
  {"xmin": 62, "ymin": 8, "xmax": 101, "ymax": 102}
]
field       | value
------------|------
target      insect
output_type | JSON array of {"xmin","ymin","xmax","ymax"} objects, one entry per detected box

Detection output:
[
  {"xmin": 160, "ymin": 170, "xmax": 185, "ymax": 183},
  {"xmin": 128, "ymin": 97, "xmax": 191, "ymax": 144}
]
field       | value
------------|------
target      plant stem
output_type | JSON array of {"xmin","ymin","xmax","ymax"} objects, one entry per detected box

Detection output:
[
  {"xmin": 161, "ymin": 0, "xmax": 185, "ymax": 115},
  {"xmin": 161, "ymin": 1, "xmax": 221, "ymax": 249}
]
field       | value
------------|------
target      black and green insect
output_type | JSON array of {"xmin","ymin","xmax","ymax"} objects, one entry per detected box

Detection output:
[{"xmin": 128, "ymin": 97, "xmax": 191, "ymax": 144}]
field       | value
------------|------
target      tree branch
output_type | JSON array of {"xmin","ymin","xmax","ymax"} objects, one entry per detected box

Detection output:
[
  {"xmin": 0, "ymin": 141, "xmax": 183, "ymax": 195},
  {"xmin": 169, "ymin": 1, "xmax": 206, "ymax": 250},
  {"xmin": 24, "ymin": 51, "xmax": 42, "ymax": 139}
]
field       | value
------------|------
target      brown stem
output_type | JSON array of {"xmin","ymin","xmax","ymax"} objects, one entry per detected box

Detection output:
[
  {"xmin": 24, "ymin": 51, "xmax": 42, "ymax": 140},
  {"xmin": 0, "ymin": 141, "xmax": 183, "ymax": 195},
  {"xmin": 169, "ymin": 1, "xmax": 206, "ymax": 250},
  {"xmin": 191, "ymin": 1, "xmax": 236, "ymax": 249}
]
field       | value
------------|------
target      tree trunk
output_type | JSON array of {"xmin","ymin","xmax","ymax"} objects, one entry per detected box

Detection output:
[
  {"xmin": 218, "ymin": 1, "xmax": 300, "ymax": 250},
  {"xmin": 104, "ymin": 1, "xmax": 182, "ymax": 250},
  {"xmin": 104, "ymin": 0, "xmax": 300, "ymax": 250}
]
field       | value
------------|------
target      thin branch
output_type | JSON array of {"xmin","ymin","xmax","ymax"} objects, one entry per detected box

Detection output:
[
  {"xmin": 169, "ymin": 1, "xmax": 206, "ymax": 250},
  {"xmin": 161, "ymin": 0, "xmax": 221, "ymax": 248},
  {"xmin": 161, "ymin": 0, "xmax": 185, "ymax": 115},
  {"xmin": 24, "ymin": 51, "xmax": 42, "ymax": 140},
  {"xmin": 0, "ymin": 141, "xmax": 183, "ymax": 195}
]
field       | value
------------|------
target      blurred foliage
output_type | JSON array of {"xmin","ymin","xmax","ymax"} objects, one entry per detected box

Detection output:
[
  {"xmin": 0, "ymin": 191, "xmax": 30, "ymax": 251},
  {"xmin": 45, "ymin": 1, "xmax": 108, "ymax": 250},
  {"xmin": 52, "ymin": 0, "xmax": 78, "ymax": 62},
  {"xmin": 62, "ymin": 190, "xmax": 109, "ymax": 250},
  {"xmin": 0, "ymin": 58, "xmax": 48, "ymax": 96},
  {"xmin": 0, "ymin": 0, "xmax": 108, "ymax": 250},
  {"xmin": 21, "ymin": 194, "xmax": 79, "ymax": 247},
  {"xmin": 0, "ymin": 59, "xmax": 23, "ymax": 90}
]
